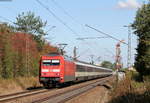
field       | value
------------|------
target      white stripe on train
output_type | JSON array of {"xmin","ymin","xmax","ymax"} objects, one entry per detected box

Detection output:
[{"xmin": 75, "ymin": 62, "xmax": 112, "ymax": 72}]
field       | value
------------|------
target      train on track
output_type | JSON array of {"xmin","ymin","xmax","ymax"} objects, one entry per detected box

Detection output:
[{"xmin": 39, "ymin": 53, "xmax": 113, "ymax": 88}]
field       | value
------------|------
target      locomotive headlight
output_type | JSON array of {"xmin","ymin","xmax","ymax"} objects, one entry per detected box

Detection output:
[
  {"xmin": 42, "ymin": 69, "xmax": 49, "ymax": 72},
  {"xmin": 52, "ymin": 69, "xmax": 60, "ymax": 72}
]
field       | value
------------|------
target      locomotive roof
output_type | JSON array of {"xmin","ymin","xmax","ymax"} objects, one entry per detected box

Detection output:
[
  {"xmin": 44, "ymin": 52, "xmax": 61, "ymax": 56},
  {"xmin": 43, "ymin": 53, "xmax": 74, "ymax": 61}
]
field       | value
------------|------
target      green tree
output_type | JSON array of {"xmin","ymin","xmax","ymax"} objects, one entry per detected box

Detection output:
[
  {"xmin": 101, "ymin": 61, "xmax": 113, "ymax": 69},
  {"xmin": 18, "ymin": 54, "xmax": 28, "ymax": 77},
  {"xmin": 1, "ymin": 27, "xmax": 13, "ymax": 78},
  {"xmin": 132, "ymin": 3, "xmax": 150, "ymax": 79},
  {"xmin": 2, "ymin": 39, "xmax": 13, "ymax": 78},
  {"xmin": 14, "ymin": 11, "xmax": 47, "ymax": 51},
  {"xmin": 12, "ymin": 51, "xmax": 25, "ymax": 77},
  {"xmin": 30, "ymin": 57, "xmax": 39, "ymax": 76}
]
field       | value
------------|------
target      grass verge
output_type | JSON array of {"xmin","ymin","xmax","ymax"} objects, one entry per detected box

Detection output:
[
  {"xmin": 0, "ymin": 77, "xmax": 41, "ymax": 95},
  {"xmin": 108, "ymin": 71, "xmax": 150, "ymax": 103}
]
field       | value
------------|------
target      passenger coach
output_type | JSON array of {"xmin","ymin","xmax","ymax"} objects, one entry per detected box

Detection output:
[{"xmin": 39, "ymin": 53, "xmax": 112, "ymax": 88}]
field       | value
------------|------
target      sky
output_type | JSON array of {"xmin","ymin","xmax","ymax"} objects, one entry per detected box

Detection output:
[{"xmin": 0, "ymin": 0, "xmax": 147, "ymax": 67}]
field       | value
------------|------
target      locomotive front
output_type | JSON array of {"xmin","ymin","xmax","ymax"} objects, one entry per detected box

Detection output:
[{"xmin": 39, "ymin": 54, "xmax": 64, "ymax": 87}]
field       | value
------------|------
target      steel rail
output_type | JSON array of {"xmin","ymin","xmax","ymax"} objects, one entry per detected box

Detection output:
[
  {"xmin": 0, "ymin": 88, "xmax": 51, "ymax": 102},
  {"xmin": 31, "ymin": 76, "xmax": 112, "ymax": 103}
]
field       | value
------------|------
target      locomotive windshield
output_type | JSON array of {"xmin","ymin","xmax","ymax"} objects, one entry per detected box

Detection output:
[
  {"xmin": 42, "ymin": 60, "xmax": 51, "ymax": 66},
  {"xmin": 42, "ymin": 59, "xmax": 60, "ymax": 66},
  {"xmin": 51, "ymin": 60, "xmax": 60, "ymax": 65}
]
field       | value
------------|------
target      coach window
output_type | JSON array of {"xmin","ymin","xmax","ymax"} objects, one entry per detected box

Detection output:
[
  {"xmin": 51, "ymin": 60, "xmax": 60, "ymax": 66},
  {"xmin": 42, "ymin": 60, "xmax": 51, "ymax": 66}
]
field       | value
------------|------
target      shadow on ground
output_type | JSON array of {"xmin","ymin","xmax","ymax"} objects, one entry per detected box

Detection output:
[{"xmin": 26, "ymin": 86, "xmax": 43, "ymax": 90}]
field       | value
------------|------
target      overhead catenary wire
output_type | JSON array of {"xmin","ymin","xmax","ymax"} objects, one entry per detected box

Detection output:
[
  {"xmin": 36, "ymin": 0, "xmax": 79, "ymax": 37},
  {"xmin": 35, "ymin": 0, "xmax": 88, "ymax": 40},
  {"xmin": 85, "ymin": 24, "xmax": 128, "ymax": 45},
  {"xmin": 36, "ymin": 0, "xmax": 97, "ymax": 59},
  {"xmin": 83, "ymin": 24, "xmax": 127, "ymax": 63},
  {"xmin": 36, "ymin": 0, "xmax": 95, "ymax": 54},
  {"xmin": 76, "ymin": 48, "xmax": 90, "ymax": 58},
  {"xmin": 76, "ymin": 36, "xmax": 109, "ymax": 40},
  {"xmin": 0, "ymin": 16, "xmax": 14, "ymax": 24},
  {"xmin": 51, "ymin": 0, "xmax": 77, "ymax": 23},
  {"xmin": 104, "ymin": 48, "xmax": 115, "ymax": 57},
  {"xmin": 36, "ymin": 0, "xmax": 118, "ymax": 62},
  {"xmin": 50, "ymin": 0, "xmax": 85, "ymax": 27},
  {"xmin": 49, "ymin": 0, "xmax": 91, "ymax": 38},
  {"xmin": 50, "ymin": 0, "xmax": 102, "ymax": 42},
  {"xmin": 50, "ymin": 0, "xmax": 105, "ymax": 55},
  {"xmin": 77, "ymin": 36, "xmax": 115, "ymax": 62}
]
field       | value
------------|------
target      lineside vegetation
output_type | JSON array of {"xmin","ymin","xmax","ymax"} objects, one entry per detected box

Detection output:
[
  {"xmin": 0, "ymin": 12, "xmax": 58, "ymax": 79},
  {"xmin": 132, "ymin": 2, "xmax": 150, "ymax": 81}
]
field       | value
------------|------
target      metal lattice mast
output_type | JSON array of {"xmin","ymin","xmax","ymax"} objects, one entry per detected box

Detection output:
[
  {"xmin": 128, "ymin": 26, "xmax": 131, "ymax": 69},
  {"xmin": 124, "ymin": 25, "xmax": 132, "ymax": 69}
]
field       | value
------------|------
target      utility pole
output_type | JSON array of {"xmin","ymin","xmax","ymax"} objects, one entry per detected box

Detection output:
[
  {"xmin": 90, "ymin": 55, "xmax": 94, "ymax": 64},
  {"xmin": 73, "ymin": 46, "xmax": 77, "ymax": 61},
  {"xmin": 58, "ymin": 43, "xmax": 68, "ymax": 55},
  {"xmin": 124, "ymin": 25, "xmax": 131, "ymax": 69}
]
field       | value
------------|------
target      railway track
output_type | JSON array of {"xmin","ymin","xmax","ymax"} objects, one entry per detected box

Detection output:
[
  {"xmin": 0, "ymin": 88, "xmax": 51, "ymax": 102},
  {"xmin": 31, "ymin": 77, "xmax": 111, "ymax": 103},
  {"xmin": 0, "ymin": 76, "xmax": 112, "ymax": 103}
]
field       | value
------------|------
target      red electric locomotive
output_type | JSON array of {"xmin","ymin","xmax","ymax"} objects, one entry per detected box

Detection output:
[
  {"xmin": 39, "ymin": 53, "xmax": 76, "ymax": 87},
  {"xmin": 39, "ymin": 53, "xmax": 112, "ymax": 88}
]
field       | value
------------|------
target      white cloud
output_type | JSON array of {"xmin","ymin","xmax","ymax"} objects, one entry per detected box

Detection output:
[{"xmin": 116, "ymin": 0, "xmax": 141, "ymax": 9}]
